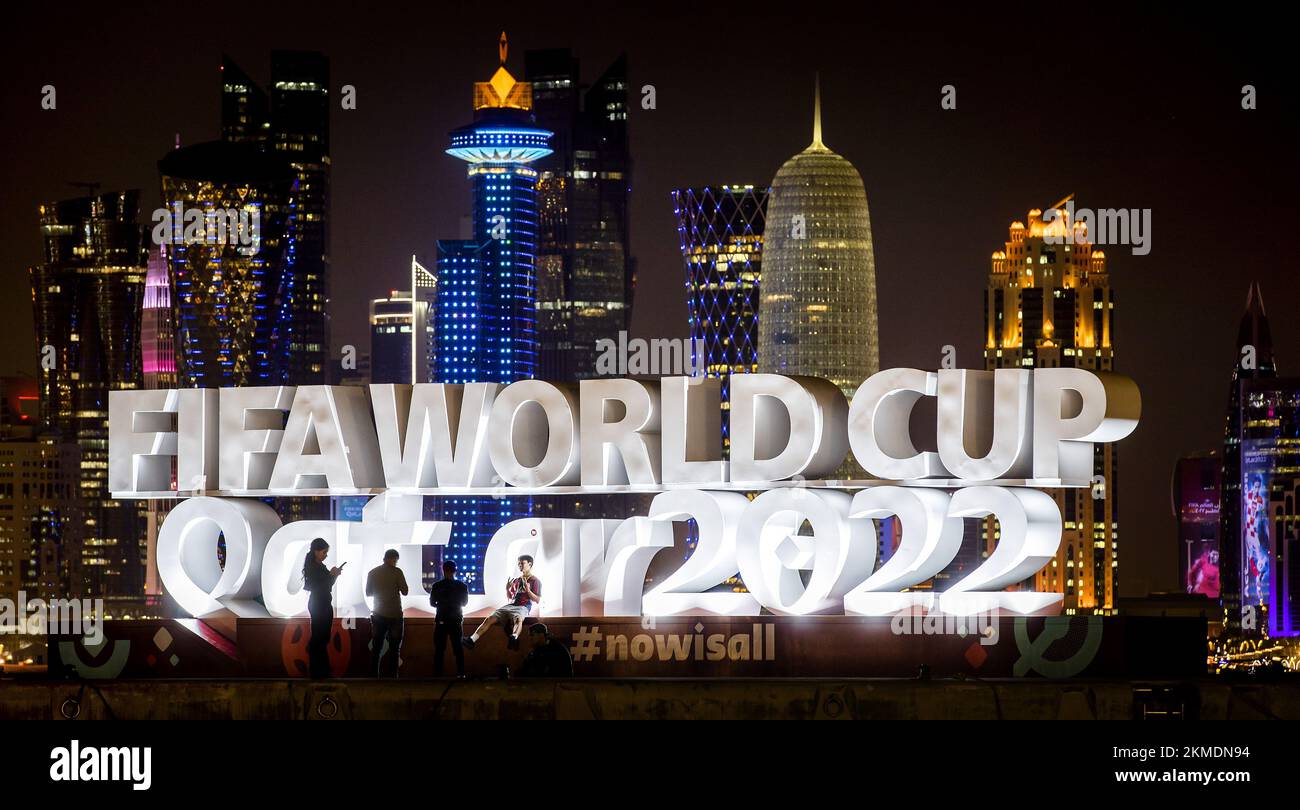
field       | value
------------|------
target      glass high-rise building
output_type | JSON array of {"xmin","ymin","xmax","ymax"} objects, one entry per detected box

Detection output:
[
  {"xmin": 1235, "ymin": 378, "xmax": 1300, "ymax": 639},
  {"xmin": 142, "ymin": 247, "xmax": 177, "ymax": 389},
  {"xmin": 159, "ymin": 141, "xmax": 299, "ymax": 389},
  {"xmin": 672, "ymin": 185, "xmax": 766, "ymax": 446},
  {"xmin": 209, "ymin": 53, "xmax": 330, "ymax": 525},
  {"xmin": 29, "ymin": 191, "xmax": 148, "ymax": 608},
  {"xmin": 434, "ymin": 34, "xmax": 552, "ymax": 590},
  {"xmin": 215, "ymin": 52, "xmax": 330, "ymax": 386},
  {"xmin": 1220, "ymin": 283, "xmax": 1277, "ymax": 634},
  {"xmin": 525, "ymin": 49, "xmax": 647, "ymax": 554},
  {"xmin": 756, "ymin": 81, "xmax": 879, "ymax": 401},
  {"xmin": 369, "ymin": 295, "xmax": 413, "ymax": 385},
  {"xmin": 525, "ymin": 49, "xmax": 633, "ymax": 382},
  {"xmin": 984, "ymin": 202, "xmax": 1118, "ymax": 612},
  {"xmin": 220, "ymin": 55, "xmax": 269, "ymax": 143},
  {"xmin": 270, "ymin": 51, "xmax": 330, "ymax": 385},
  {"xmin": 141, "ymin": 246, "xmax": 176, "ymax": 603}
]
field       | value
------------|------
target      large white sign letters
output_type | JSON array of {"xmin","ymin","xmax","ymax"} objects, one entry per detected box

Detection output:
[{"xmin": 108, "ymin": 368, "xmax": 1140, "ymax": 620}]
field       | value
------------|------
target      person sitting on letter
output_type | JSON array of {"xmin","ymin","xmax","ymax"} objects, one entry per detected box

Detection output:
[{"xmin": 464, "ymin": 554, "xmax": 540, "ymax": 652}]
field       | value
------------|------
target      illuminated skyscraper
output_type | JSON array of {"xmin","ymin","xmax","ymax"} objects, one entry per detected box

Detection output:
[
  {"xmin": 1232, "ymin": 378, "xmax": 1300, "ymax": 640},
  {"xmin": 270, "ymin": 50, "xmax": 330, "ymax": 385},
  {"xmin": 526, "ymin": 49, "xmax": 633, "ymax": 381},
  {"xmin": 1220, "ymin": 283, "xmax": 1280, "ymax": 636},
  {"xmin": 523, "ymin": 49, "xmax": 647, "ymax": 542},
  {"xmin": 141, "ymin": 247, "xmax": 177, "ymax": 389},
  {"xmin": 159, "ymin": 139, "xmax": 326, "ymax": 527},
  {"xmin": 29, "ymin": 191, "xmax": 148, "ymax": 607},
  {"xmin": 370, "ymin": 295, "xmax": 412, "ymax": 385},
  {"xmin": 216, "ymin": 52, "xmax": 331, "ymax": 386},
  {"xmin": 370, "ymin": 259, "xmax": 436, "ymax": 385},
  {"xmin": 672, "ymin": 184, "xmax": 766, "ymax": 445},
  {"xmin": 434, "ymin": 34, "xmax": 552, "ymax": 590},
  {"xmin": 159, "ymin": 141, "xmax": 298, "ymax": 388},
  {"xmin": 674, "ymin": 182, "xmax": 896, "ymax": 586},
  {"xmin": 757, "ymin": 80, "xmax": 879, "ymax": 400},
  {"xmin": 984, "ymin": 201, "xmax": 1118, "ymax": 612},
  {"xmin": 141, "ymin": 246, "xmax": 176, "ymax": 602}
]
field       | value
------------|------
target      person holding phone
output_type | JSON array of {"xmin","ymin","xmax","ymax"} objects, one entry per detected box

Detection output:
[
  {"xmin": 463, "ymin": 554, "xmax": 540, "ymax": 651},
  {"xmin": 302, "ymin": 538, "xmax": 344, "ymax": 679}
]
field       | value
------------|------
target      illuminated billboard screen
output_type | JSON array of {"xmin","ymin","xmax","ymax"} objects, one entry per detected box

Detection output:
[
  {"xmin": 1240, "ymin": 440, "xmax": 1273, "ymax": 608},
  {"xmin": 1175, "ymin": 455, "xmax": 1220, "ymax": 599}
]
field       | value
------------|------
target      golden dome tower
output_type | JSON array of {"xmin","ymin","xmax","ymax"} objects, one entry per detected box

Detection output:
[{"xmin": 757, "ymin": 77, "xmax": 879, "ymax": 400}]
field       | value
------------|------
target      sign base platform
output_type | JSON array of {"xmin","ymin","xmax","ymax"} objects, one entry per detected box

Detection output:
[{"xmin": 49, "ymin": 614, "xmax": 1207, "ymax": 680}]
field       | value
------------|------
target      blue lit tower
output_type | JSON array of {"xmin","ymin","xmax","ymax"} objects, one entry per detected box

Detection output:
[
  {"xmin": 671, "ymin": 185, "xmax": 767, "ymax": 450},
  {"xmin": 435, "ymin": 33, "xmax": 553, "ymax": 591}
]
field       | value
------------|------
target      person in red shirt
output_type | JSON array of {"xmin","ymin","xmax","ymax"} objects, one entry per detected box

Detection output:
[
  {"xmin": 464, "ymin": 554, "xmax": 541, "ymax": 651},
  {"xmin": 1187, "ymin": 550, "xmax": 1220, "ymax": 598}
]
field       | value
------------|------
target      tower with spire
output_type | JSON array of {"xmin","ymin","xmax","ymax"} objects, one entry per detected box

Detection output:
[
  {"xmin": 756, "ymin": 77, "xmax": 879, "ymax": 401},
  {"xmin": 1219, "ymin": 283, "xmax": 1282, "ymax": 636},
  {"xmin": 440, "ymin": 32, "xmax": 553, "ymax": 386},
  {"xmin": 433, "ymin": 34, "xmax": 553, "ymax": 590},
  {"xmin": 811, "ymin": 74, "xmax": 824, "ymax": 148}
]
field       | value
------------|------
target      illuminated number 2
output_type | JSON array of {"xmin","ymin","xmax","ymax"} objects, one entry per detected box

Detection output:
[
  {"xmin": 641, "ymin": 490, "xmax": 758, "ymax": 616},
  {"xmin": 599, "ymin": 490, "xmax": 757, "ymax": 616},
  {"xmin": 841, "ymin": 486, "xmax": 1062, "ymax": 617},
  {"xmin": 939, "ymin": 487, "xmax": 1062, "ymax": 616},
  {"xmin": 843, "ymin": 487, "xmax": 963, "ymax": 615}
]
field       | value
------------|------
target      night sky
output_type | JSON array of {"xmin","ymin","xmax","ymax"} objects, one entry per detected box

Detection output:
[{"xmin": 2, "ymin": 2, "xmax": 1296, "ymax": 596}]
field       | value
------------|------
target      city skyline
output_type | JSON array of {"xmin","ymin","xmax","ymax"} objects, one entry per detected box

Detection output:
[{"xmin": 1, "ymin": 5, "xmax": 1298, "ymax": 599}]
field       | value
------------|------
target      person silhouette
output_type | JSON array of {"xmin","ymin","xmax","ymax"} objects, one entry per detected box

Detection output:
[
  {"xmin": 429, "ymin": 559, "xmax": 470, "ymax": 676},
  {"xmin": 302, "ymin": 538, "xmax": 344, "ymax": 678},
  {"xmin": 365, "ymin": 549, "xmax": 409, "ymax": 677}
]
